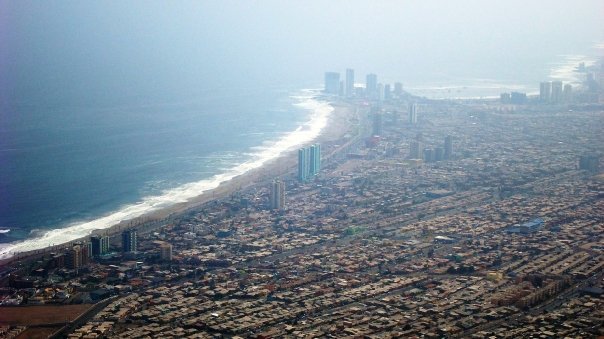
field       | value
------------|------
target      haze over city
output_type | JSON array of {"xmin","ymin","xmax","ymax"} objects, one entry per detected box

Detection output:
[{"xmin": 2, "ymin": 0, "xmax": 603, "ymax": 103}]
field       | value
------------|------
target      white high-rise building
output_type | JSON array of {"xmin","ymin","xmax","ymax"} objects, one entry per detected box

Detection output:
[
  {"xmin": 409, "ymin": 140, "xmax": 423, "ymax": 159},
  {"xmin": 366, "ymin": 73, "xmax": 378, "ymax": 99},
  {"xmin": 551, "ymin": 81, "xmax": 563, "ymax": 103},
  {"xmin": 298, "ymin": 147, "xmax": 310, "ymax": 182},
  {"xmin": 345, "ymin": 68, "xmax": 354, "ymax": 98},
  {"xmin": 563, "ymin": 83, "xmax": 572, "ymax": 103},
  {"xmin": 409, "ymin": 103, "xmax": 419, "ymax": 124},
  {"xmin": 540, "ymin": 81, "xmax": 552, "ymax": 102},
  {"xmin": 394, "ymin": 82, "xmax": 403, "ymax": 96},
  {"xmin": 270, "ymin": 179, "xmax": 285, "ymax": 210},
  {"xmin": 324, "ymin": 72, "xmax": 340, "ymax": 95},
  {"xmin": 377, "ymin": 83, "xmax": 385, "ymax": 101},
  {"xmin": 310, "ymin": 144, "xmax": 321, "ymax": 176}
]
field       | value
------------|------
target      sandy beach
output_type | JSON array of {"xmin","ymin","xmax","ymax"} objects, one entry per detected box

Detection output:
[{"xmin": 0, "ymin": 100, "xmax": 355, "ymax": 266}]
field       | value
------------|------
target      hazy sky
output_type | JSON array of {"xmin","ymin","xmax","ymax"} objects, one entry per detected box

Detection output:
[{"xmin": 1, "ymin": 0, "xmax": 603, "ymax": 104}]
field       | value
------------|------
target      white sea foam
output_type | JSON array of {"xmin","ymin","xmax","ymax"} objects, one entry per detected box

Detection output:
[
  {"xmin": 0, "ymin": 229, "xmax": 10, "ymax": 234},
  {"xmin": 0, "ymin": 90, "xmax": 333, "ymax": 259}
]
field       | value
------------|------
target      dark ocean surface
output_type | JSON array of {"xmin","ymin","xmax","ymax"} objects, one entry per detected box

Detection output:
[{"xmin": 0, "ymin": 86, "xmax": 312, "ymax": 247}]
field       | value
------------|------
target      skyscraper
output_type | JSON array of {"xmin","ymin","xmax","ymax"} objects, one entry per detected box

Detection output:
[
  {"xmin": 366, "ymin": 73, "xmax": 378, "ymax": 99},
  {"xmin": 65, "ymin": 245, "xmax": 82, "ymax": 270},
  {"xmin": 85, "ymin": 242, "xmax": 92, "ymax": 263},
  {"xmin": 551, "ymin": 81, "xmax": 563, "ymax": 103},
  {"xmin": 90, "ymin": 235, "xmax": 110, "ymax": 257},
  {"xmin": 394, "ymin": 82, "xmax": 403, "ymax": 96},
  {"xmin": 563, "ymin": 83, "xmax": 572, "ymax": 103},
  {"xmin": 270, "ymin": 178, "xmax": 285, "ymax": 210},
  {"xmin": 160, "ymin": 242, "xmax": 173, "ymax": 261},
  {"xmin": 540, "ymin": 81, "xmax": 552, "ymax": 102},
  {"xmin": 298, "ymin": 145, "xmax": 321, "ymax": 181},
  {"xmin": 423, "ymin": 148, "xmax": 434, "ymax": 163},
  {"xmin": 384, "ymin": 84, "xmax": 391, "ymax": 101},
  {"xmin": 434, "ymin": 147, "xmax": 444, "ymax": 162},
  {"xmin": 510, "ymin": 92, "xmax": 527, "ymax": 104},
  {"xmin": 377, "ymin": 83, "xmax": 385, "ymax": 101},
  {"xmin": 372, "ymin": 113, "xmax": 383, "ymax": 136},
  {"xmin": 410, "ymin": 141, "xmax": 424, "ymax": 159},
  {"xmin": 80, "ymin": 242, "xmax": 90, "ymax": 266},
  {"xmin": 298, "ymin": 147, "xmax": 310, "ymax": 182},
  {"xmin": 444, "ymin": 135, "xmax": 453, "ymax": 160},
  {"xmin": 409, "ymin": 103, "xmax": 419, "ymax": 124},
  {"xmin": 122, "ymin": 229, "xmax": 137, "ymax": 253},
  {"xmin": 345, "ymin": 68, "xmax": 354, "ymax": 98},
  {"xmin": 324, "ymin": 72, "xmax": 340, "ymax": 95},
  {"xmin": 500, "ymin": 93, "xmax": 511, "ymax": 104},
  {"xmin": 310, "ymin": 144, "xmax": 321, "ymax": 176}
]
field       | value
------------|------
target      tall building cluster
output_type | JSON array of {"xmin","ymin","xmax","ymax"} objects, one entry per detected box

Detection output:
[
  {"xmin": 298, "ymin": 144, "xmax": 321, "ymax": 182},
  {"xmin": 43, "ymin": 227, "xmax": 166, "ymax": 271},
  {"xmin": 500, "ymin": 92, "xmax": 527, "ymax": 104},
  {"xmin": 47, "ymin": 238, "xmax": 96, "ymax": 270},
  {"xmin": 323, "ymin": 69, "xmax": 403, "ymax": 102},
  {"xmin": 409, "ymin": 135, "xmax": 453, "ymax": 162},
  {"xmin": 540, "ymin": 81, "xmax": 572, "ymax": 103},
  {"xmin": 65, "ymin": 244, "xmax": 89, "ymax": 270},
  {"xmin": 46, "ymin": 235, "xmax": 107, "ymax": 271}
]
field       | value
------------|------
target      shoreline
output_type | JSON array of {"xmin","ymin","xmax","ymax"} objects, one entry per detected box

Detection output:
[
  {"xmin": 0, "ymin": 99, "xmax": 355, "ymax": 266},
  {"xmin": 2, "ymin": 51, "xmax": 596, "ymax": 262}
]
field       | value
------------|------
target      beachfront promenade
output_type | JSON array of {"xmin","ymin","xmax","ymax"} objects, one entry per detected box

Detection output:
[{"xmin": 1, "ymin": 89, "xmax": 603, "ymax": 337}]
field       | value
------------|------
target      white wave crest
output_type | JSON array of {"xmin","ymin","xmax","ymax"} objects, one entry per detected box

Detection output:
[{"xmin": 0, "ymin": 91, "xmax": 333, "ymax": 259}]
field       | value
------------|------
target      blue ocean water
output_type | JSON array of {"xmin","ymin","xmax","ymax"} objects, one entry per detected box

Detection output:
[
  {"xmin": 0, "ymin": 86, "xmax": 313, "ymax": 248},
  {"xmin": 1, "ymin": 46, "xmax": 600, "ymax": 258}
]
